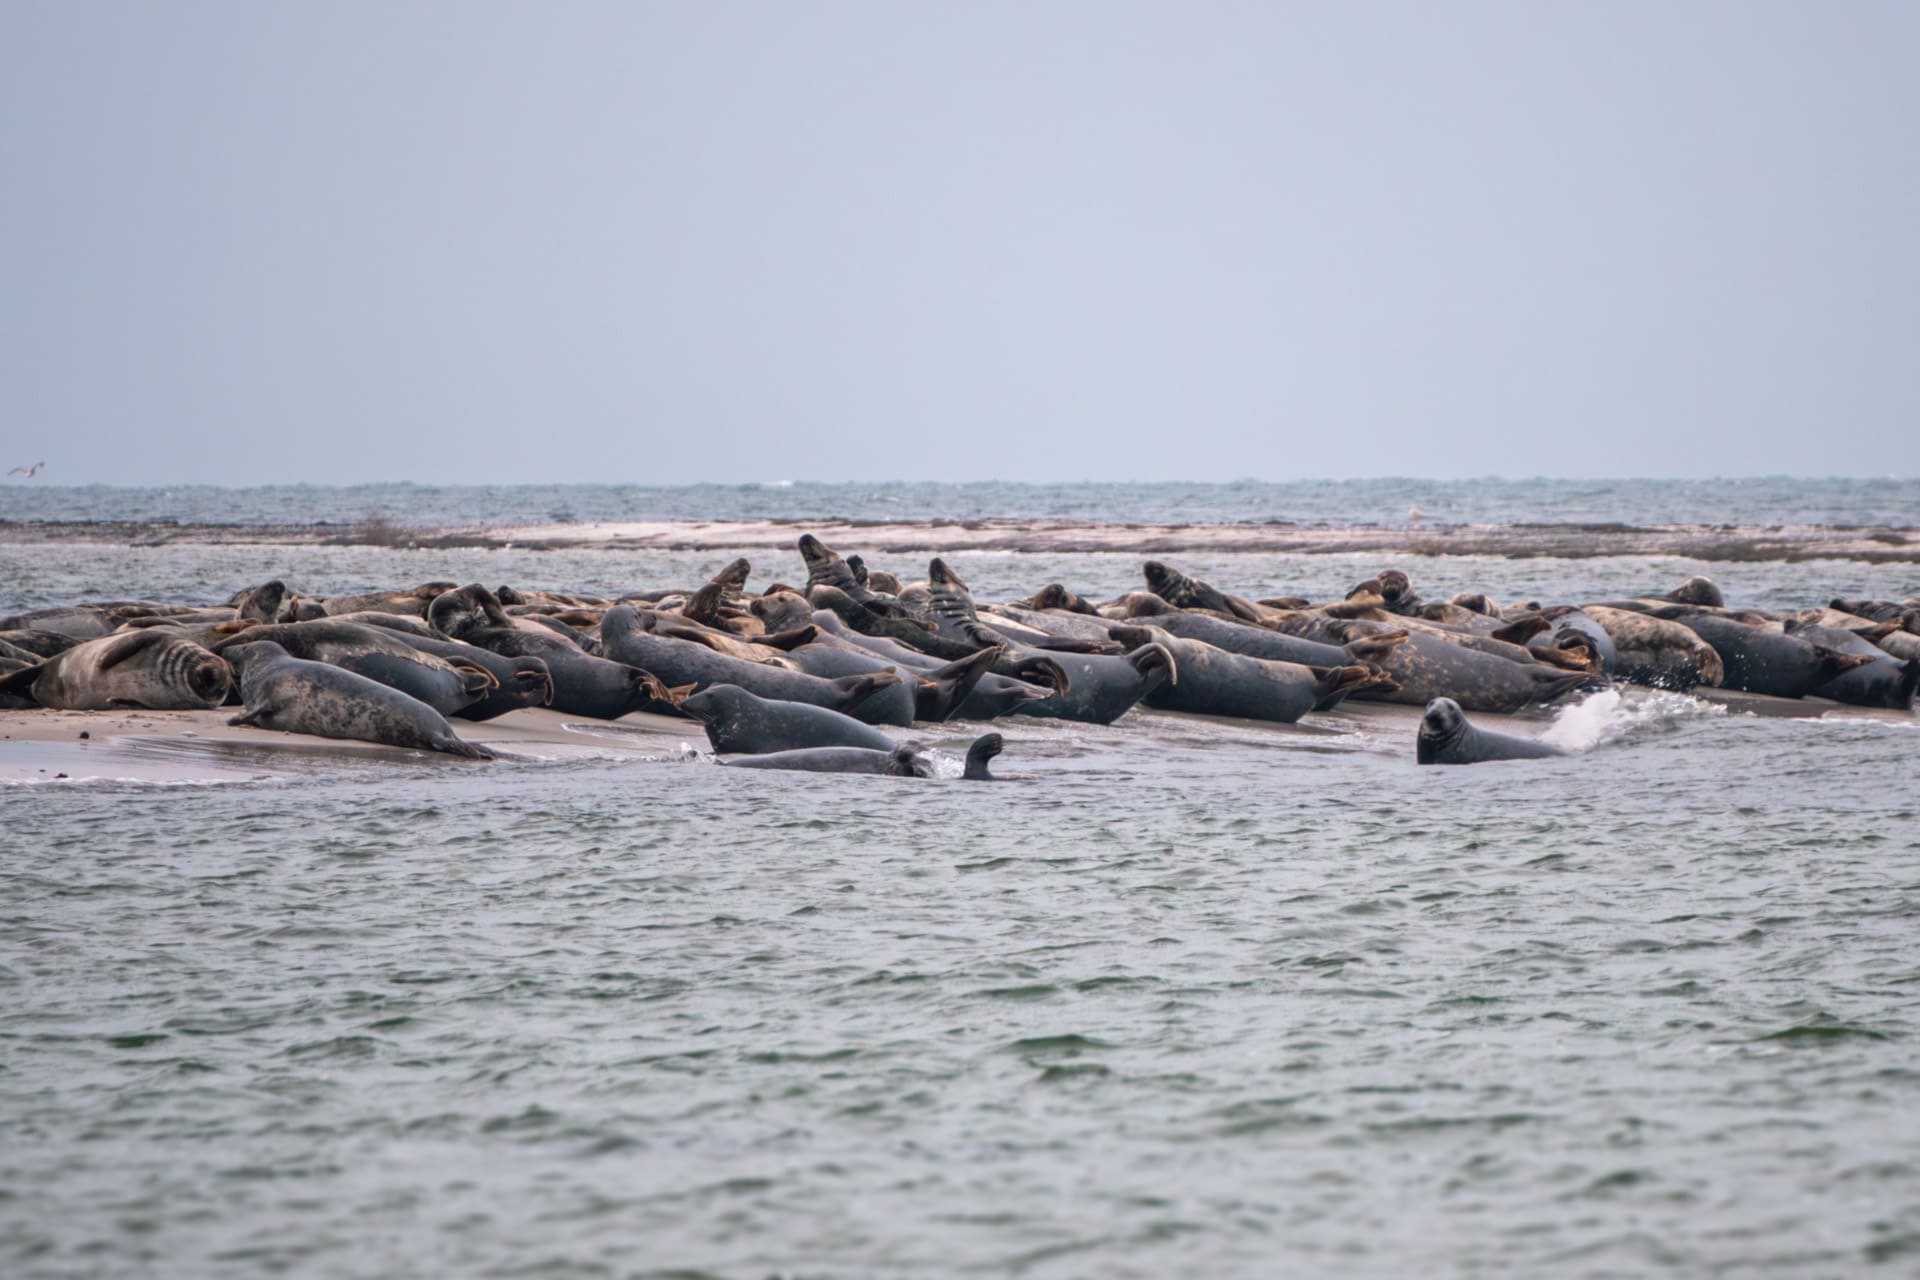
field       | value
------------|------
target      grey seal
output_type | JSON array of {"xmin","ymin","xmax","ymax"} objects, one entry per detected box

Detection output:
[
  {"xmin": 222, "ymin": 640, "xmax": 493, "ymax": 759},
  {"xmin": 0, "ymin": 629, "xmax": 231, "ymax": 710},
  {"xmin": 1416, "ymin": 698, "xmax": 1568, "ymax": 765}
]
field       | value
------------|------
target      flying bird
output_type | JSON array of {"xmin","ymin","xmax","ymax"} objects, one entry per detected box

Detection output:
[{"xmin": 7, "ymin": 461, "xmax": 46, "ymax": 478}]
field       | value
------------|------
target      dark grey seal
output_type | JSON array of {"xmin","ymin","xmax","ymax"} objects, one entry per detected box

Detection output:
[
  {"xmin": 723, "ymin": 742, "xmax": 932, "ymax": 777},
  {"xmin": 1416, "ymin": 698, "xmax": 1568, "ymax": 765},
  {"xmin": 222, "ymin": 640, "xmax": 493, "ymax": 759},
  {"xmin": 680, "ymin": 683, "xmax": 896, "ymax": 755}
]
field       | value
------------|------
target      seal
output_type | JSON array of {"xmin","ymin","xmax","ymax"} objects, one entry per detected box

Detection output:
[
  {"xmin": 211, "ymin": 620, "xmax": 496, "ymax": 717},
  {"xmin": 1014, "ymin": 644, "xmax": 1178, "ymax": 725},
  {"xmin": 1654, "ymin": 607, "xmax": 1873, "ymax": 698},
  {"xmin": 1108, "ymin": 627, "xmax": 1394, "ymax": 722},
  {"xmin": 0, "ymin": 629, "xmax": 231, "ymax": 710},
  {"xmin": 601, "ymin": 605, "xmax": 909, "ymax": 724},
  {"xmin": 1784, "ymin": 620, "xmax": 1920, "ymax": 709},
  {"xmin": 1276, "ymin": 616, "xmax": 1595, "ymax": 713},
  {"xmin": 432, "ymin": 587, "xmax": 681, "ymax": 720},
  {"xmin": 1143, "ymin": 561, "xmax": 1263, "ymax": 621},
  {"xmin": 1582, "ymin": 607, "xmax": 1723, "ymax": 690},
  {"xmin": 221, "ymin": 640, "xmax": 493, "ymax": 759},
  {"xmin": 680, "ymin": 683, "xmax": 896, "ymax": 755},
  {"xmin": 723, "ymin": 742, "xmax": 932, "ymax": 777},
  {"xmin": 321, "ymin": 582, "xmax": 460, "ymax": 619},
  {"xmin": 1416, "ymin": 698, "xmax": 1568, "ymax": 765}
]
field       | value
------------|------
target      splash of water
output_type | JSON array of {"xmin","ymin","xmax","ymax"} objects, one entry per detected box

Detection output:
[{"xmin": 1541, "ymin": 687, "xmax": 1722, "ymax": 752}]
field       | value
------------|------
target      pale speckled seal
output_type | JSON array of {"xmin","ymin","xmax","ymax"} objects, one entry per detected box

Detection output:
[
  {"xmin": 0, "ymin": 629, "xmax": 231, "ymax": 710},
  {"xmin": 222, "ymin": 640, "xmax": 493, "ymax": 759}
]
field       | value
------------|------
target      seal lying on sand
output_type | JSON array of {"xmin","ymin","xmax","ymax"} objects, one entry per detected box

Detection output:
[
  {"xmin": 222, "ymin": 640, "xmax": 493, "ymax": 759},
  {"xmin": 1416, "ymin": 698, "xmax": 1567, "ymax": 765},
  {"xmin": 0, "ymin": 630, "xmax": 231, "ymax": 710}
]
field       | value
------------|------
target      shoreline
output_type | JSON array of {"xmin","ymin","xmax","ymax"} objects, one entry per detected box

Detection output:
[{"xmin": 1, "ymin": 517, "xmax": 1916, "ymax": 562}]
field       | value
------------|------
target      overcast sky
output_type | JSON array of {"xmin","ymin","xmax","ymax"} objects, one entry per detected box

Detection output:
[{"xmin": 3, "ymin": 3, "xmax": 1916, "ymax": 485}]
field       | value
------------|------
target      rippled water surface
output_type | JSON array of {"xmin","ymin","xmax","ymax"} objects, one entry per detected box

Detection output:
[{"xmin": 3, "ymin": 503, "xmax": 1919, "ymax": 1277}]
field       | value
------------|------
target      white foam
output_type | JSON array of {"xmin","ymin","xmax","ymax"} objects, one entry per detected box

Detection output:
[{"xmin": 1541, "ymin": 687, "xmax": 1722, "ymax": 752}]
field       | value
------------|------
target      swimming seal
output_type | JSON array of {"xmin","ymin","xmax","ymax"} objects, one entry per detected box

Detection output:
[
  {"xmin": 1416, "ymin": 698, "xmax": 1567, "ymax": 765},
  {"xmin": 723, "ymin": 742, "xmax": 932, "ymax": 777},
  {"xmin": 222, "ymin": 640, "xmax": 493, "ymax": 759},
  {"xmin": 0, "ymin": 629, "xmax": 231, "ymax": 710},
  {"xmin": 680, "ymin": 683, "xmax": 896, "ymax": 755}
]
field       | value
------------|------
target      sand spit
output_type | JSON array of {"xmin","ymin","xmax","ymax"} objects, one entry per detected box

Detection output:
[
  {"xmin": 0, "ymin": 706, "xmax": 697, "ymax": 784},
  {"xmin": 2, "ymin": 517, "xmax": 1917, "ymax": 561}
]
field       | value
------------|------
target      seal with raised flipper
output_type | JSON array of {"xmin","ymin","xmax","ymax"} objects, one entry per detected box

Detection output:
[
  {"xmin": 221, "ymin": 640, "xmax": 493, "ymax": 759},
  {"xmin": 680, "ymin": 683, "xmax": 896, "ymax": 755},
  {"xmin": 0, "ymin": 629, "xmax": 231, "ymax": 710},
  {"xmin": 1416, "ymin": 698, "xmax": 1569, "ymax": 765},
  {"xmin": 1108, "ymin": 627, "xmax": 1394, "ymax": 722}
]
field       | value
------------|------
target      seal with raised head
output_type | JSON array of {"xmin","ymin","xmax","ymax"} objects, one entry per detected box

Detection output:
[
  {"xmin": 681, "ymin": 683, "xmax": 896, "ymax": 755},
  {"xmin": 1143, "ymin": 561, "xmax": 1264, "ymax": 621},
  {"xmin": 0, "ymin": 629, "xmax": 232, "ymax": 710},
  {"xmin": 222, "ymin": 640, "xmax": 493, "ymax": 759},
  {"xmin": 1416, "ymin": 698, "xmax": 1569, "ymax": 764}
]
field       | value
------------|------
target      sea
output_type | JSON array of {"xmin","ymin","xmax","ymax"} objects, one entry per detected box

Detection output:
[{"xmin": 2, "ymin": 479, "xmax": 1917, "ymax": 1278}]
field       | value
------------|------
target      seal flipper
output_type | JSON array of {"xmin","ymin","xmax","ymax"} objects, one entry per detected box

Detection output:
[
  {"xmin": 228, "ymin": 705, "xmax": 275, "ymax": 729},
  {"xmin": 1340, "ymin": 632, "xmax": 1407, "ymax": 665},
  {"xmin": 757, "ymin": 624, "xmax": 821, "ymax": 652},
  {"xmin": 1010, "ymin": 655, "xmax": 1070, "ymax": 695},
  {"xmin": 1307, "ymin": 664, "xmax": 1398, "ymax": 711},
  {"xmin": 832, "ymin": 670, "xmax": 904, "ymax": 716},
  {"xmin": 917, "ymin": 645, "xmax": 1004, "ymax": 723},
  {"xmin": 962, "ymin": 732, "xmax": 1004, "ymax": 781},
  {"xmin": 1491, "ymin": 616, "xmax": 1552, "ymax": 646}
]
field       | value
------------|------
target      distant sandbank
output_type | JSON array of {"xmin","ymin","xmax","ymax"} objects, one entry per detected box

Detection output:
[{"xmin": 1, "ymin": 517, "xmax": 1915, "ymax": 562}]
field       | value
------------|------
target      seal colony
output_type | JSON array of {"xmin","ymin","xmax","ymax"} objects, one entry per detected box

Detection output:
[{"xmin": 1, "ymin": 536, "xmax": 1915, "ymax": 771}]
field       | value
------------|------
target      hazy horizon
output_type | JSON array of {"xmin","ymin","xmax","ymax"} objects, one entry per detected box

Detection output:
[{"xmin": 5, "ymin": 4, "xmax": 1917, "ymax": 485}]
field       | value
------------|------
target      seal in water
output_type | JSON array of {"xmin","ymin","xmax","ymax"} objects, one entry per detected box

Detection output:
[
  {"xmin": 1416, "ymin": 698, "xmax": 1567, "ymax": 765},
  {"xmin": 0, "ymin": 629, "xmax": 232, "ymax": 710},
  {"xmin": 680, "ymin": 683, "xmax": 896, "ymax": 755},
  {"xmin": 222, "ymin": 640, "xmax": 493, "ymax": 759},
  {"xmin": 723, "ymin": 742, "xmax": 932, "ymax": 777}
]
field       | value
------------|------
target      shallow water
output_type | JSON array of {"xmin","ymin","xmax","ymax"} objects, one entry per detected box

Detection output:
[{"xmin": 3, "ymin": 512, "xmax": 1919, "ymax": 1277}]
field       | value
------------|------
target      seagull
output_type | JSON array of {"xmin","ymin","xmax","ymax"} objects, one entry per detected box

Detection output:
[
  {"xmin": 1408, "ymin": 504, "xmax": 1424, "ymax": 523},
  {"xmin": 7, "ymin": 461, "xmax": 46, "ymax": 478}
]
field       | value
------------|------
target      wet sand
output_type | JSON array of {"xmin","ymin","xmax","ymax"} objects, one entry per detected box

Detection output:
[{"xmin": 2, "ymin": 690, "xmax": 1896, "ymax": 786}]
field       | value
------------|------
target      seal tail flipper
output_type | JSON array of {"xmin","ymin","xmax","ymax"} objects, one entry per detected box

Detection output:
[
  {"xmin": 1128, "ymin": 642, "xmax": 1178, "ymax": 687},
  {"xmin": 1491, "ymin": 616, "xmax": 1551, "ymax": 646},
  {"xmin": 451, "ymin": 662, "xmax": 499, "ymax": 695},
  {"xmin": 1005, "ymin": 654, "xmax": 1069, "ymax": 694},
  {"xmin": 757, "ymin": 624, "xmax": 821, "ymax": 652},
  {"xmin": 962, "ymin": 732, "xmax": 1005, "ymax": 780},
  {"xmin": 921, "ymin": 645, "xmax": 1004, "ymax": 723},
  {"xmin": 833, "ymin": 670, "xmax": 903, "ymax": 715},
  {"xmin": 1528, "ymin": 667, "xmax": 1605, "ymax": 705},
  {"xmin": 1307, "ymin": 664, "xmax": 1393, "ymax": 712},
  {"xmin": 1341, "ymin": 631, "xmax": 1408, "ymax": 665},
  {"xmin": 443, "ymin": 736, "xmax": 496, "ymax": 761},
  {"xmin": 1530, "ymin": 639, "xmax": 1598, "ymax": 672},
  {"xmin": 679, "ymin": 581, "xmax": 730, "ymax": 630}
]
